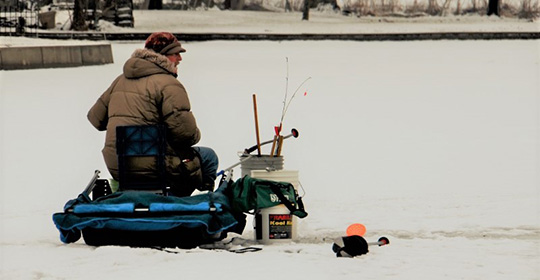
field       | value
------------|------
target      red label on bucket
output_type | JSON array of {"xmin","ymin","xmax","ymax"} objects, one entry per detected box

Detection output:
[{"xmin": 269, "ymin": 214, "xmax": 292, "ymax": 239}]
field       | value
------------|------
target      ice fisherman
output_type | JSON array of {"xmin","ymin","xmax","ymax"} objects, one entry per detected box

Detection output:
[{"xmin": 87, "ymin": 32, "xmax": 218, "ymax": 197}]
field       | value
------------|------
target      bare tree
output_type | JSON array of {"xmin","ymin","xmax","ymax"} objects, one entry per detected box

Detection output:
[
  {"xmin": 302, "ymin": 0, "xmax": 310, "ymax": 20},
  {"xmin": 148, "ymin": 0, "xmax": 163, "ymax": 9},
  {"xmin": 426, "ymin": 0, "xmax": 440, "ymax": 15},
  {"xmin": 72, "ymin": 0, "xmax": 88, "ymax": 31},
  {"xmin": 285, "ymin": 0, "xmax": 292, "ymax": 12},
  {"xmin": 487, "ymin": 0, "xmax": 500, "ymax": 15}
]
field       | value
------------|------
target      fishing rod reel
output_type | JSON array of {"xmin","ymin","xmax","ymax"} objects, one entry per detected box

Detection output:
[{"xmin": 243, "ymin": 128, "xmax": 299, "ymax": 155}]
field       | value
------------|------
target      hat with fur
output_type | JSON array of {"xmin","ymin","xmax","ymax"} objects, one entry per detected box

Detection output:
[{"xmin": 144, "ymin": 32, "xmax": 186, "ymax": 55}]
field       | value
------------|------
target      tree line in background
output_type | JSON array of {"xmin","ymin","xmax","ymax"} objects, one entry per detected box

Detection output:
[
  {"xmin": 332, "ymin": 0, "xmax": 539, "ymax": 18},
  {"xmin": 64, "ymin": 0, "xmax": 539, "ymax": 31},
  {"xmin": 138, "ymin": 0, "xmax": 538, "ymax": 19},
  {"xmin": 2, "ymin": 0, "xmax": 535, "ymax": 33}
]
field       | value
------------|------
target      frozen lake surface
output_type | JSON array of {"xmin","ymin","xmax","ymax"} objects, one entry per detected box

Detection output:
[{"xmin": 1, "ymin": 39, "xmax": 539, "ymax": 279}]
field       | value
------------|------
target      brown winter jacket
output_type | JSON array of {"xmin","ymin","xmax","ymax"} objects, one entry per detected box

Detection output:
[{"xmin": 88, "ymin": 49, "xmax": 202, "ymax": 196}]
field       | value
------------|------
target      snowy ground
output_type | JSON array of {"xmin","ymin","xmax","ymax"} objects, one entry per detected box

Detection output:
[{"xmin": 1, "ymin": 11, "xmax": 540, "ymax": 280}]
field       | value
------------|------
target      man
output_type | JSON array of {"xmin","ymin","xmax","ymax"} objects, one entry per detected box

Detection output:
[{"xmin": 88, "ymin": 32, "xmax": 218, "ymax": 197}]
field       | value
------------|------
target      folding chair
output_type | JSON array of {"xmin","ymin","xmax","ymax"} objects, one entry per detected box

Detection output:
[{"xmin": 116, "ymin": 124, "xmax": 170, "ymax": 195}]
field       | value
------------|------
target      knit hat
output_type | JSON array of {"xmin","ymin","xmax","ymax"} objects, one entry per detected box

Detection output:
[{"xmin": 144, "ymin": 32, "xmax": 186, "ymax": 55}]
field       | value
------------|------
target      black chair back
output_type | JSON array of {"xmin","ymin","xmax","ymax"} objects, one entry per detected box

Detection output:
[{"xmin": 116, "ymin": 125, "xmax": 169, "ymax": 194}]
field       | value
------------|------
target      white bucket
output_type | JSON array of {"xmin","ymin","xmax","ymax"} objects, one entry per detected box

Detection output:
[
  {"xmin": 254, "ymin": 205, "xmax": 297, "ymax": 244},
  {"xmin": 240, "ymin": 155, "xmax": 284, "ymax": 177},
  {"xmin": 251, "ymin": 169, "xmax": 300, "ymax": 244}
]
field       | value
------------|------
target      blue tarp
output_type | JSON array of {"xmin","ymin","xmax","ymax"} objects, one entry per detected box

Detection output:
[{"xmin": 52, "ymin": 181, "xmax": 244, "ymax": 246}]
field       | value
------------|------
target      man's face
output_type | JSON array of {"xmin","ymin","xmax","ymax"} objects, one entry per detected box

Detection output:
[{"xmin": 166, "ymin": 53, "xmax": 182, "ymax": 68}]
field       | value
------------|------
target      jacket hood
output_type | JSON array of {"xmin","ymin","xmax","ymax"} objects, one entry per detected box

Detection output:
[{"xmin": 123, "ymin": 49, "xmax": 177, "ymax": 79}]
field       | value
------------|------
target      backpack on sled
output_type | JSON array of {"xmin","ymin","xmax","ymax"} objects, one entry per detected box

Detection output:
[{"xmin": 52, "ymin": 170, "xmax": 247, "ymax": 249}]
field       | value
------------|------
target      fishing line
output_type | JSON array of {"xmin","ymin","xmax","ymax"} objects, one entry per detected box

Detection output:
[{"xmin": 277, "ymin": 57, "xmax": 311, "ymax": 133}]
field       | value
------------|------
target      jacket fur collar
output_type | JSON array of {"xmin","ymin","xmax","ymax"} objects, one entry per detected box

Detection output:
[{"xmin": 124, "ymin": 49, "xmax": 178, "ymax": 78}]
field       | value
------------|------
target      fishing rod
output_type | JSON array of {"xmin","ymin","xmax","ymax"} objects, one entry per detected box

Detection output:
[
  {"xmin": 243, "ymin": 128, "xmax": 299, "ymax": 155},
  {"xmin": 271, "ymin": 58, "xmax": 310, "ymax": 156}
]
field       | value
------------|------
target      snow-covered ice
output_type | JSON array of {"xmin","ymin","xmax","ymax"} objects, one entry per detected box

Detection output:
[{"xmin": 1, "ymin": 10, "xmax": 539, "ymax": 280}]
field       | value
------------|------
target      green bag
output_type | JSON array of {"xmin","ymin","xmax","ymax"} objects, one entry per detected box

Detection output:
[{"xmin": 228, "ymin": 175, "xmax": 308, "ymax": 218}]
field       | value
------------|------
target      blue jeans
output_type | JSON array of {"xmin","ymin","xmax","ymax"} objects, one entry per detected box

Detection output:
[{"xmin": 193, "ymin": 146, "xmax": 219, "ymax": 183}]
